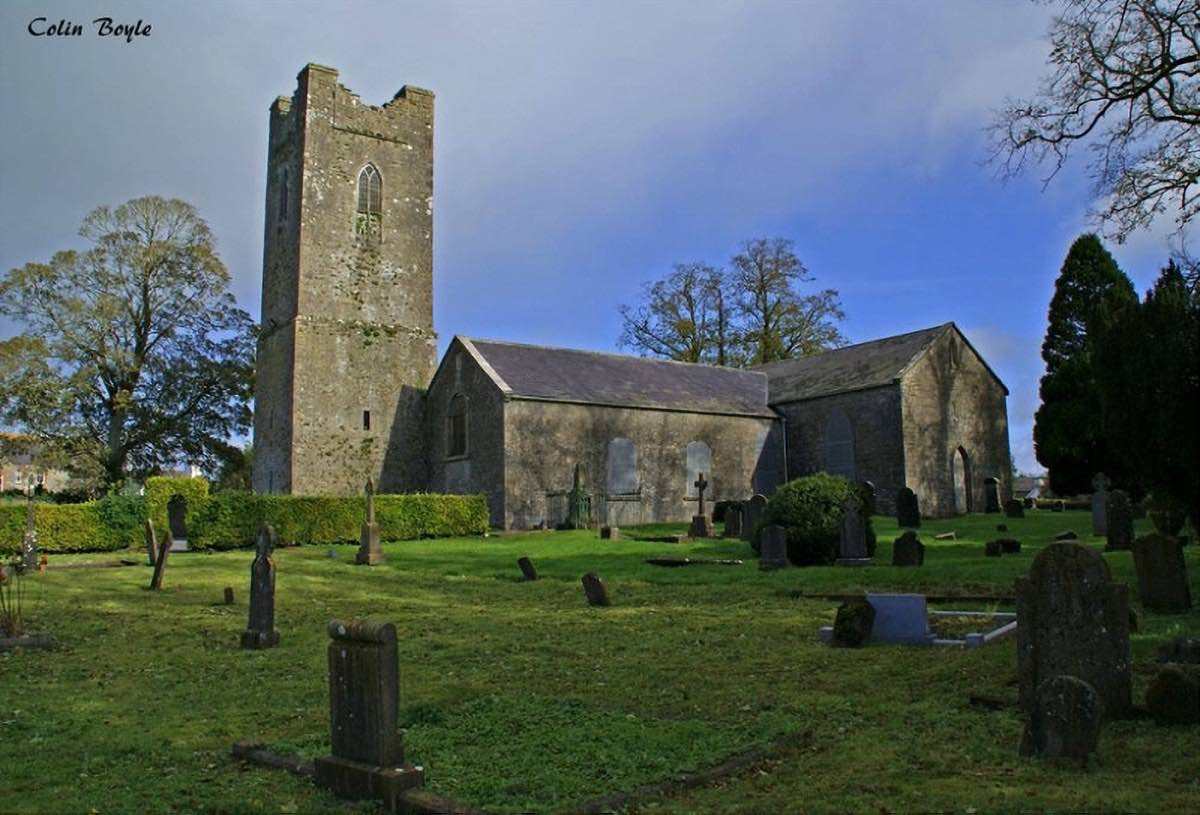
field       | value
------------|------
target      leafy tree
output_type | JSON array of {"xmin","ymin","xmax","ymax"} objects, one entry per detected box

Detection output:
[
  {"xmin": 989, "ymin": 0, "xmax": 1200, "ymax": 240},
  {"xmin": 618, "ymin": 238, "xmax": 846, "ymax": 366},
  {"xmin": 212, "ymin": 443, "xmax": 254, "ymax": 493},
  {"xmin": 0, "ymin": 196, "xmax": 255, "ymax": 491},
  {"xmin": 1033, "ymin": 233, "xmax": 1137, "ymax": 494},
  {"xmin": 1093, "ymin": 260, "xmax": 1200, "ymax": 525}
]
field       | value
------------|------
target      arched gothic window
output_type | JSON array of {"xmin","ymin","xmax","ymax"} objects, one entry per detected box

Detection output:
[
  {"xmin": 823, "ymin": 408, "xmax": 856, "ymax": 480},
  {"xmin": 355, "ymin": 164, "xmax": 382, "ymax": 243},
  {"xmin": 606, "ymin": 438, "xmax": 638, "ymax": 494},
  {"xmin": 447, "ymin": 394, "xmax": 467, "ymax": 458}
]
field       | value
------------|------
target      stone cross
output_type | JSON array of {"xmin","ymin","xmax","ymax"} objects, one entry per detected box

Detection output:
[
  {"xmin": 21, "ymin": 496, "xmax": 38, "ymax": 572},
  {"xmin": 1016, "ymin": 542, "xmax": 1132, "ymax": 721},
  {"xmin": 693, "ymin": 472, "xmax": 709, "ymax": 517},
  {"xmin": 356, "ymin": 479, "xmax": 384, "ymax": 565},
  {"xmin": 315, "ymin": 620, "xmax": 424, "ymax": 807},
  {"xmin": 241, "ymin": 524, "xmax": 280, "ymax": 649}
]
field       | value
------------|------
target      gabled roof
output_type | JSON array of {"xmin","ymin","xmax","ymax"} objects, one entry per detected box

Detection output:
[
  {"xmin": 755, "ymin": 323, "xmax": 1007, "ymax": 403},
  {"xmin": 452, "ymin": 337, "xmax": 777, "ymax": 418}
]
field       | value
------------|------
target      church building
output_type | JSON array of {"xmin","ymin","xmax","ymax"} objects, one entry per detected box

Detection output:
[{"xmin": 252, "ymin": 65, "xmax": 1011, "ymax": 527}]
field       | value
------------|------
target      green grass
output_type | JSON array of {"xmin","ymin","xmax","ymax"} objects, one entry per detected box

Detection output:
[{"xmin": 2, "ymin": 510, "xmax": 1198, "ymax": 814}]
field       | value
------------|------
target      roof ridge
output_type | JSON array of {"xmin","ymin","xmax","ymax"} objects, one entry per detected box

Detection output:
[
  {"xmin": 461, "ymin": 335, "xmax": 765, "ymax": 377},
  {"xmin": 753, "ymin": 322, "xmax": 952, "ymax": 371}
]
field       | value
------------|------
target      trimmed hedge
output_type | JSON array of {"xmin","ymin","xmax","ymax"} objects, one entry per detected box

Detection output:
[
  {"xmin": 145, "ymin": 476, "xmax": 210, "ymax": 536},
  {"xmin": 0, "ymin": 496, "xmax": 145, "ymax": 554},
  {"xmin": 189, "ymin": 493, "xmax": 491, "ymax": 550},
  {"xmin": 759, "ymin": 473, "xmax": 877, "ymax": 566}
]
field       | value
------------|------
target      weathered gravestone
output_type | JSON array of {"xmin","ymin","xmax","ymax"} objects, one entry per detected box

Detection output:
[
  {"xmin": 985, "ymin": 540, "xmax": 1003, "ymax": 558},
  {"xmin": 983, "ymin": 477, "xmax": 1001, "ymax": 514},
  {"xmin": 1052, "ymin": 500, "xmax": 1065, "ymax": 513},
  {"xmin": 241, "ymin": 525, "xmax": 280, "ymax": 649},
  {"xmin": 1054, "ymin": 530, "xmax": 1078, "ymax": 541},
  {"xmin": 758, "ymin": 525, "xmax": 789, "ymax": 570},
  {"xmin": 1132, "ymin": 533, "xmax": 1192, "ymax": 612},
  {"xmin": 1020, "ymin": 674, "xmax": 1103, "ymax": 761},
  {"xmin": 517, "ymin": 556, "xmax": 538, "ymax": 581},
  {"xmin": 223, "ymin": 586, "xmax": 235, "ymax": 605},
  {"xmin": 1104, "ymin": 489, "xmax": 1133, "ymax": 551},
  {"xmin": 599, "ymin": 525, "xmax": 619, "ymax": 540},
  {"xmin": 892, "ymin": 531, "xmax": 924, "ymax": 566},
  {"xmin": 1145, "ymin": 664, "xmax": 1200, "ymax": 725},
  {"xmin": 723, "ymin": 503, "xmax": 743, "ymax": 539},
  {"xmin": 1016, "ymin": 542, "xmax": 1132, "ymax": 720},
  {"xmin": 1091, "ymin": 473, "xmax": 1111, "ymax": 536},
  {"xmin": 167, "ymin": 494, "xmax": 189, "ymax": 551},
  {"xmin": 687, "ymin": 472, "xmax": 715, "ymax": 538},
  {"xmin": 998, "ymin": 538, "xmax": 1021, "ymax": 554},
  {"xmin": 21, "ymin": 497, "xmax": 38, "ymax": 572},
  {"xmin": 832, "ymin": 597, "xmax": 875, "ymax": 648},
  {"xmin": 144, "ymin": 519, "xmax": 158, "ymax": 566},
  {"xmin": 866, "ymin": 593, "xmax": 933, "ymax": 644},
  {"xmin": 1157, "ymin": 637, "xmax": 1200, "ymax": 664},
  {"xmin": 741, "ymin": 494, "xmax": 767, "ymax": 543},
  {"xmin": 1004, "ymin": 499, "xmax": 1025, "ymax": 519},
  {"xmin": 148, "ymin": 530, "xmax": 171, "ymax": 591},
  {"xmin": 857, "ymin": 480, "xmax": 876, "ymax": 515},
  {"xmin": 356, "ymin": 479, "xmax": 384, "ymax": 566},
  {"xmin": 896, "ymin": 488, "xmax": 920, "ymax": 528},
  {"xmin": 836, "ymin": 496, "xmax": 870, "ymax": 566},
  {"xmin": 314, "ymin": 620, "xmax": 424, "ymax": 808},
  {"xmin": 581, "ymin": 572, "xmax": 610, "ymax": 607}
]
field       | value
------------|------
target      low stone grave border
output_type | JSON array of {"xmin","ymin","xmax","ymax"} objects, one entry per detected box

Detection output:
[
  {"xmin": 643, "ymin": 557, "xmax": 744, "ymax": 567},
  {"xmin": 45, "ymin": 559, "xmax": 140, "ymax": 571},
  {"xmin": 817, "ymin": 592, "xmax": 1017, "ymax": 648},
  {"xmin": 0, "ymin": 632, "xmax": 53, "ymax": 652}
]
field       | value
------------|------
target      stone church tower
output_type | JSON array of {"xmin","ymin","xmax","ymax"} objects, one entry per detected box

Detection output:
[{"xmin": 252, "ymin": 64, "xmax": 436, "ymax": 495}]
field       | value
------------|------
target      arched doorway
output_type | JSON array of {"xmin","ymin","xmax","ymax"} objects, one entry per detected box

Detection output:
[{"xmin": 952, "ymin": 447, "xmax": 971, "ymax": 514}]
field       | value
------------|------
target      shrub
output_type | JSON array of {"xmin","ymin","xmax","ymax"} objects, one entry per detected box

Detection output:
[
  {"xmin": 0, "ymin": 498, "xmax": 145, "ymax": 554},
  {"xmin": 759, "ymin": 473, "xmax": 876, "ymax": 566},
  {"xmin": 144, "ymin": 476, "xmax": 210, "ymax": 536}
]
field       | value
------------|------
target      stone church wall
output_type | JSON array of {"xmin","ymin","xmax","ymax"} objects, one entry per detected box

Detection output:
[
  {"xmin": 771, "ymin": 385, "xmax": 906, "ymax": 514},
  {"xmin": 900, "ymin": 328, "xmax": 1010, "ymax": 517},
  {"xmin": 501, "ymin": 401, "xmax": 783, "ymax": 530},
  {"xmin": 426, "ymin": 341, "xmax": 507, "ymax": 525}
]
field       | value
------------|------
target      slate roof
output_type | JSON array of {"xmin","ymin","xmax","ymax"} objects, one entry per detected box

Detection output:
[
  {"xmin": 755, "ymin": 323, "xmax": 1001, "ymax": 403},
  {"xmin": 457, "ymin": 337, "xmax": 777, "ymax": 418}
]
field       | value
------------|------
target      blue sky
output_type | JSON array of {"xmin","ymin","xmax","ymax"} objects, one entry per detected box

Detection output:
[{"xmin": 1, "ymin": 1, "xmax": 1191, "ymax": 474}]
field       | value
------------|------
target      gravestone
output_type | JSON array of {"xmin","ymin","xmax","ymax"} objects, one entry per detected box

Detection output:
[
  {"xmin": 1020, "ymin": 674, "xmax": 1103, "ymax": 761},
  {"xmin": 741, "ymin": 494, "xmax": 767, "ymax": 542},
  {"xmin": 836, "ymin": 496, "xmax": 870, "ymax": 566},
  {"xmin": 933, "ymin": 531, "xmax": 956, "ymax": 540},
  {"xmin": 857, "ymin": 480, "xmax": 876, "ymax": 515},
  {"xmin": 144, "ymin": 519, "xmax": 158, "ymax": 566},
  {"xmin": 241, "ymin": 525, "xmax": 280, "ymax": 649},
  {"xmin": 997, "ymin": 524, "xmax": 1008, "ymax": 532},
  {"xmin": 1054, "ymin": 530, "xmax": 1078, "ymax": 541},
  {"xmin": 1023, "ymin": 497, "xmax": 1036, "ymax": 509},
  {"xmin": 985, "ymin": 540, "xmax": 1003, "ymax": 557},
  {"xmin": 832, "ymin": 597, "xmax": 875, "ymax": 648},
  {"xmin": 356, "ymin": 479, "xmax": 384, "ymax": 566},
  {"xmin": 1132, "ymin": 533, "xmax": 1192, "ymax": 612},
  {"xmin": 996, "ymin": 538, "xmax": 1021, "ymax": 554},
  {"xmin": 866, "ymin": 593, "xmax": 933, "ymax": 644},
  {"xmin": 1091, "ymin": 473, "xmax": 1111, "ymax": 536},
  {"xmin": 517, "ymin": 556, "xmax": 538, "ymax": 581},
  {"xmin": 314, "ymin": 620, "xmax": 423, "ymax": 807},
  {"xmin": 566, "ymin": 462, "xmax": 589, "ymax": 530},
  {"xmin": 148, "ymin": 532, "xmax": 171, "ymax": 591},
  {"xmin": 758, "ymin": 525, "xmax": 789, "ymax": 570},
  {"xmin": 600, "ymin": 525, "xmax": 620, "ymax": 540},
  {"xmin": 896, "ymin": 488, "xmax": 920, "ymax": 528},
  {"xmin": 983, "ymin": 477, "xmax": 1001, "ymax": 513},
  {"xmin": 687, "ymin": 473, "xmax": 714, "ymax": 538},
  {"xmin": 167, "ymin": 494, "xmax": 189, "ymax": 551},
  {"xmin": 1104, "ymin": 489, "xmax": 1133, "ymax": 551},
  {"xmin": 723, "ymin": 504, "xmax": 743, "ymax": 539},
  {"xmin": 21, "ymin": 497, "xmax": 38, "ymax": 572},
  {"xmin": 581, "ymin": 573, "xmax": 610, "ymax": 607},
  {"xmin": 224, "ymin": 586, "xmax": 235, "ymax": 605},
  {"xmin": 1052, "ymin": 500, "xmax": 1065, "ymax": 513},
  {"xmin": 892, "ymin": 531, "xmax": 924, "ymax": 566},
  {"xmin": 1145, "ymin": 665, "xmax": 1200, "ymax": 725},
  {"xmin": 1016, "ymin": 542, "xmax": 1132, "ymax": 720},
  {"xmin": 1157, "ymin": 637, "xmax": 1200, "ymax": 664},
  {"xmin": 1004, "ymin": 499, "xmax": 1025, "ymax": 519}
]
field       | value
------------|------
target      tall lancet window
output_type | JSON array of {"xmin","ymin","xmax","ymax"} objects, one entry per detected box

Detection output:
[{"xmin": 355, "ymin": 163, "xmax": 382, "ymax": 243}]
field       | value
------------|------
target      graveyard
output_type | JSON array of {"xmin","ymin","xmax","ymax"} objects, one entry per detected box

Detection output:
[{"xmin": 2, "ymin": 508, "xmax": 1198, "ymax": 814}]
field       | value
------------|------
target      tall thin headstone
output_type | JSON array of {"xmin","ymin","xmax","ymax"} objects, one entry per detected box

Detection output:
[
  {"xmin": 742, "ymin": 494, "xmax": 767, "ymax": 542},
  {"xmin": 983, "ymin": 477, "xmax": 1001, "ymax": 513},
  {"xmin": 836, "ymin": 496, "xmax": 870, "ymax": 565},
  {"xmin": 144, "ymin": 519, "xmax": 158, "ymax": 567},
  {"xmin": 315, "ymin": 620, "xmax": 424, "ymax": 807},
  {"xmin": 21, "ymin": 497, "xmax": 38, "ymax": 572},
  {"xmin": 1091, "ymin": 473, "xmax": 1111, "ymax": 536},
  {"xmin": 566, "ymin": 462, "xmax": 589, "ymax": 530},
  {"xmin": 688, "ymin": 472, "xmax": 715, "ymax": 538},
  {"xmin": 723, "ymin": 503, "xmax": 743, "ymax": 539},
  {"xmin": 148, "ymin": 530, "xmax": 171, "ymax": 590},
  {"xmin": 356, "ymin": 478, "xmax": 384, "ymax": 565},
  {"xmin": 241, "ymin": 524, "xmax": 280, "ymax": 649},
  {"xmin": 1104, "ymin": 489, "xmax": 1133, "ymax": 551},
  {"xmin": 896, "ymin": 488, "xmax": 920, "ymax": 528},
  {"xmin": 1016, "ymin": 542, "xmax": 1132, "ymax": 720}
]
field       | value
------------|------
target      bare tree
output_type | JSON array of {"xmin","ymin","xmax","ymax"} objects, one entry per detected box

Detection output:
[
  {"xmin": 989, "ymin": 0, "xmax": 1199, "ymax": 240},
  {"xmin": 730, "ymin": 238, "xmax": 847, "ymax": 364},
  {"xmin": 618, "ymin": 262, "xmax": 737, "ymax": 364}
]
